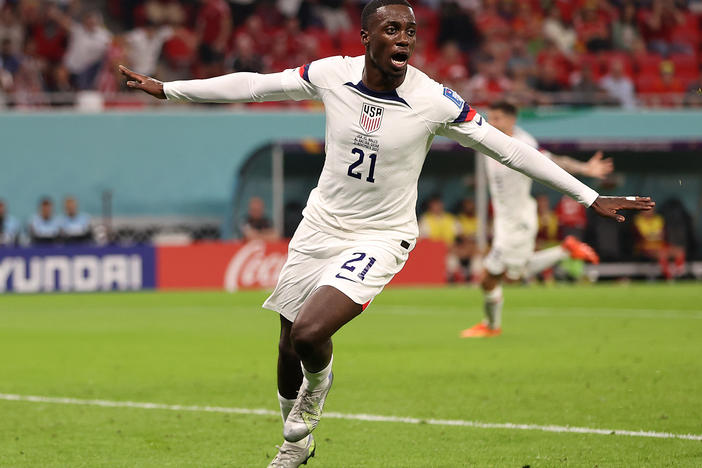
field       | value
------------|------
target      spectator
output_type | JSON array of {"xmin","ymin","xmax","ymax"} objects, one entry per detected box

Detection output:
[
  {"xmin": 0, "ymin": 5, "xmax": 24, "ymax": 55},
  {"xmin": 28, "ymin": 197, "xmax": 61, "ymax": 245},
  {"xmin": 0, "ymin": 37, "xmax": 19, "ymax": 75},
  {"xmin": 438, "ymin": 1, "xmax": 482, "ymax": 53},
  {"xmin": 612, "ymin": 1, "xmax": 641, "ymax": 52},
  {"xmin": 456, "ymin": 198, "xmax": 477, "ymax": 239},
  {"xmin": 638, "ymin": 0, "xmax": 690, "ymax": 56},
  {"xmin": 195, "ymin": 0, "xmax": 231, "ymax": 77},
  {"xmin": 574, "ymin": 2, "xmax": 612, "ymax": 52},
  {"xmin": 419, "ymin": 195, "xmax": 458, "ymax": 246},
  {"xmin": 0, "ymin": 199, "xmax": 20, "ymax": 246},
  {"xmin": 230, "ymin": 33, "xmax": 264, "ymax": 73},
  {"xmin": 600, "ymin": 59, "xmax": 637, "ymax": 109},
  {"xmin": 542, "ymin": 6, "xmax": 576, "ymax": 56},
  {"xmin": 59, "ymin": 196, "xmax": 92, "ymax": 244},
  {"xmin": 50, "ymin": 6, "xmax": 112, "ymax": 90},
  {"xmin": 646, "ymin": 60, "xmax": 686, "ymax": 106},
  {"xmin": 242, "ymin": 196, "xmax": 278, "ymax": 241},
  {"xmin": 633, "ymin": 208, "xmax": 685, "ymax": 280},
  {"xmin": 315, "ymin": 0, "xmax": 351, "ymax": 35},
  {"xmin": 466, "ymin": 55, "xmax": 512, "ymax": 105},
  {"xmin": 125, "ymin": 20, "xmax": 173, "ymax": 76},
  {"xmin": 570, "ymin": 65, "xmax": 610, "ymax": 107},
  {"xmin": 534, "ymin": 59, "xmax": 565, "ymax": 94},
  {"xmin": 660, "ymin": 198, "xmax": 696, "ymax": 260},
  {"xmin": 536, "ymin": 195, "xmax": 559, "ymax": 249}
]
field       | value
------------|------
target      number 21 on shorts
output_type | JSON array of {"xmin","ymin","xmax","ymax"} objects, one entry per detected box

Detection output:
[{"xmin": 335, "ymin": 252, "xmax": 376, "ymax": 281}]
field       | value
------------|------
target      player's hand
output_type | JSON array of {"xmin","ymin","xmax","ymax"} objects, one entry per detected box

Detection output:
[
  {"xmin": 119, "ymin": 65, "xmax": 166, "ymax": 99},
  {"xmin": 584, "ymin": 151, "xmax": 614, "ymax": 179},
  {"xmin": 590, "ymin": 196, "xmax": 655, "ymax": 223}
]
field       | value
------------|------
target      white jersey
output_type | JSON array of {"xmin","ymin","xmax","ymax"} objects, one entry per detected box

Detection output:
[
  {"xmin": 483, "ymin": 126, "xmax": 540, "ymax": 246},
  {"xmin": 164, "ymin": 56, "xmax": 599, "ymax": 242}
]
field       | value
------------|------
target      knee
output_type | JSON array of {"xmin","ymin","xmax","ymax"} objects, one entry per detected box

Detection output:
[{"xmin": 290, "ymin": 321, "xmax": 326, "ymax": 356}]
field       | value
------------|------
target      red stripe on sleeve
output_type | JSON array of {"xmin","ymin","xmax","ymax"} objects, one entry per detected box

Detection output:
[{"xmin": 465, "ymin": 107, "xmax": 477, "ymax": 122}]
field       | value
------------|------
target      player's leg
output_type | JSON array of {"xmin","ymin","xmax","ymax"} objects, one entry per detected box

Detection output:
[
  {"xmin": 283, "ymin": 286, "xmax": 363, "ymax": 442},
  {"xmin": 291, "ymin": 285, "xmax": 363, "ymax": 371},
  {"xmin": 461, "ymin": 247, "xmax": 506, "ymax": 338},
  {"xmin": 525, "ymin": 246, "xmax": 569, "ymax": 277},
  {"xmin": 481, "ymin": 269, "xmax": 505, "ymax": 331},
  {"xmin": 284, "ymin": 242, "xmax": 409, "ymax": 442},
  {"xmin": 269, "ymin": 316, "xmax": 317, "ymax": 468}
]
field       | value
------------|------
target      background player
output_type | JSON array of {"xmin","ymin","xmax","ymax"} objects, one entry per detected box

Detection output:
[
  {"xmin": 120, "ymin": 1, "xmax": 654, "ymax": 465},
  {"xmin": 462, "ymin": 101, "xmax": 614, "ymax": 338}
]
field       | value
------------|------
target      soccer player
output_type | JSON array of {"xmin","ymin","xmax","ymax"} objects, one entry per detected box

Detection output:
[
  {"xmin": 120, "ymin": 1, "xmax": 654, "ymax": 465},
  {"xmin": 461, "ymin": 101, "xmax": 613, "ymax": 338}
]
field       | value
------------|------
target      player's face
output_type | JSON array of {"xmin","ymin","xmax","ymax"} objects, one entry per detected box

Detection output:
[
  {"xmin": 487, "ymin": 109, "xmax": 516, "ymax": 135},
  {"xmin": 362, "ymin": 5, "xmax": 416, "ymax": 78}
]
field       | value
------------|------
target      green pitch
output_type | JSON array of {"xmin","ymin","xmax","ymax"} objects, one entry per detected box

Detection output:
[{"xmin": 1, "ymin": 284, "xmax": 701, "ymax": 467}]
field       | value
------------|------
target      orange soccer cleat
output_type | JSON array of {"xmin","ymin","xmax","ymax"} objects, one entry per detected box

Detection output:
[
  {"xmin": 460, "ymin": 322, "xmax": 502, "ymax": 338},
  {"xmin": 562, "ymin": 235, "xmax": 600, "ymax": 264}
]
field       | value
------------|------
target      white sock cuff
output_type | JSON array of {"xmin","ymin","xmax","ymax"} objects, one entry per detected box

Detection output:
[
  {"xmin": 302, "ymin": 355, "xmax": 333, "ymax": 386},
  {"xmin": 485, "ymin": 286, "xmax": 503, "ymax": 302},
  {"xmin": 278, "ymin": 392, "xmax": 295, "ymax": 422},
  {"xmin": 278, "ymin": 392, "xmax": 295, "ymax": 406}
]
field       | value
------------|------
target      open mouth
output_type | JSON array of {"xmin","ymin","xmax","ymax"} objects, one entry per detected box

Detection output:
[{"xmin": 390, "ymin": 52, "xmax": 409, "ymax": 68}]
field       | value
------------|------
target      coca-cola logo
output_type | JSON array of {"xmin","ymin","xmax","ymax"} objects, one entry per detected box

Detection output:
[{"xmin": 223, "ymin": 241, "xmax": 287, "ymax": 292}]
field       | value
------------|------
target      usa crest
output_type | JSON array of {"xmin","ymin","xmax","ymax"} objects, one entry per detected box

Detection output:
[{"xmin": 359, "ymin": 103, "xmax": 384, "ymax": 134}]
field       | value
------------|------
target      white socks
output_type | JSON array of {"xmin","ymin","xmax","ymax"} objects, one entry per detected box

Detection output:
[
  {"xmin": 483, "ymin": 286, "xmax": 504, "ymax": 329},
  {"xmin": 276, "ymin": 354, "xmax": 333, "ymax": 448},
  {"xmin": 525, "ymin": 246, "xmax": 568, "ymax": 277},
  {"xmin": 302, "ymin": 355, "xmax": 333, "ymax": 391},
  {"xmin": 278, "ymin": 393, "xmax": 295, "ymax": 422},
  {"xmin": 278, "ymin": 393, "xmax": 310, "ymax": 447}
]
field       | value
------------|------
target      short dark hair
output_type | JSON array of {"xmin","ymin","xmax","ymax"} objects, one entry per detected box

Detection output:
[
  {"xmin": 361, "ymin": 0, "xmax": 412, "ymax": 29},
  {"xmin": 488, "ymin": 100, "xmax": 518, "ymax": 116}
]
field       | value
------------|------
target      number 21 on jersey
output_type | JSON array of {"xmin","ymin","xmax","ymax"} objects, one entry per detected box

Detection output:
[{"xmin": 347, "ymin": 148, "xmax": 377, "ymax": 183}]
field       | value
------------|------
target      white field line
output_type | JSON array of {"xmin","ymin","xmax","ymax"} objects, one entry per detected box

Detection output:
[
  {"xmin": 373, "ymin": 305, "xmax": 702, "ymax": 319},
  {"xmin": 1, "ymin": 393, "xmax": 701, "ymax": 442}
]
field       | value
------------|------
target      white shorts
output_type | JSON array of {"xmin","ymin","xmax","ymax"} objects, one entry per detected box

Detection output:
[
  {"xmin": 484, "ymin": 221, "xmax": 537, "ymax": 281},
  {"xmin": 263, "ymin": 219, "xmax": 412, "ymax": 322}
]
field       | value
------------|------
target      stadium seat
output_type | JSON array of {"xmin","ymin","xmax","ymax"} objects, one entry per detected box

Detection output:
[
  {"xmin": 635, "ymin": 53, "xmax": 663, "ymax": 75},
  {"xmin": 670, "ymin": 53, "xmax": 699, "ymax": 79}
]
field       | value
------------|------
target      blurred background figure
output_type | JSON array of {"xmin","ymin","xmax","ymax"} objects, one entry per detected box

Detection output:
[
  {"xmin": 633, "ymin": 207, "xmax": 685, "ymax": 280},
  {"xmin": 49, "ymin": 6, "xmax": 112, "ymax": 90},
  {"xmin": 419, "ymin": 195, "xmax": 461, "ymax": 281},
  {"xmin": 453, "ymin": 198, "xmax": 479, "ymax": 283},
  {"xmin": 419, "ymin": 194, "xmax": 457, "ymax": 247},
  {"xmin": 28, "ymin": 196, "xmax": 61, "ymax": 245},
  {"xmin": 59, "ymin": 196, "xmax": 92, "ymax": 244},
  {"xmin": 0, "ymin": 198, "xmax": 20, "ymax": 246},
  {"xmin": 241, "ymin": 196, "xmax": 278, "ymax": 241}
]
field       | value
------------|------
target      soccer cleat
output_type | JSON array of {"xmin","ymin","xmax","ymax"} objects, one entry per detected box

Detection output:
[
  {"xmin": 283, "ymin": 372, "xmax": 333, "ymax": 442},
  {"xmin": 460, "ymin": 322, "xmax": 502, "ymax": 338},
  {"xmin": 268, "ymin": 435, "xmax": 316, "ymax": 467},
  {"xmin": 561, "ymin": 235, "xmax": 600, "ymax": 264}
]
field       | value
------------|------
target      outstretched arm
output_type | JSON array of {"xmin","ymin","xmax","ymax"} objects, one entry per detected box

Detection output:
[
  {"xmin": 119, "ymin": 65, "xmax": 317, "ymax": 103},
  {"xmin": 440, "ymin": 120, "xmax": 654, "ymax": 222},
  {"xmin": 548, "ymin": 150, "xmax": 614, "ymax": 179}
]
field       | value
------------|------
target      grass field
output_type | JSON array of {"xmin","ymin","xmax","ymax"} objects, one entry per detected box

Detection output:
[{"xmin": 1, "ymin": 283, "xmax": 701, "ymax": 467}]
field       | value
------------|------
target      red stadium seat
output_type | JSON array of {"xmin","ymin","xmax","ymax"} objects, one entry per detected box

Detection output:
[
  {"xmin": 635, "ymin": 73, "xmax": 659, "ymax": 93},
  {"xmin": 670, "ymin": 53, "xmax": 698, "ymax": 79},
  {"xmin": 635, "ymin": 53, "xmax": 663, "ymax": 75}
]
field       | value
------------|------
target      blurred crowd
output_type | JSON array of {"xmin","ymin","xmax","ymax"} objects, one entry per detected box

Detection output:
[
  {"xmin": 418, "ymin": 193, "xmax": 697, "ymax": 281},
  {"xmin": 1, "ymin": 0, "xmax": 702, "ymax": 108},
  {"xmin": 0, "ymin": 196, "xmax": 93, "ymax": 246}
]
